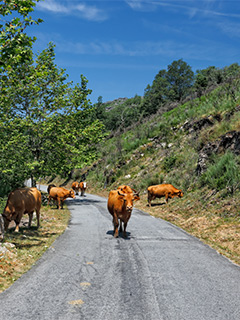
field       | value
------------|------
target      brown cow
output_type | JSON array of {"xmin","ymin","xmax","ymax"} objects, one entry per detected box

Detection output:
[
  {"xmin": 71, "ymin": 181, "xmax": 80, "ymax": 195},
  {"xmin": 147, "ymin": 184, "xmax": 183, "ymax": 207},
  {"xmin": 1, "ymin": 187, "xmax": 41, "ymax": 234},
  {"xmin": 107, "ymin": 189, "xmax": 139, "ymax": 238},
  {"xmin": 48, "ymin": 187, "xmax": 75, "ymax": 209},
  {"xmin": 79, "ymin": 181, "xmax": 87, "ymax": 196}
]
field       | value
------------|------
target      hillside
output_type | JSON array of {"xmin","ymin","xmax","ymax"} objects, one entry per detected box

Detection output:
[{"xmin": 71, "ymin": 77, "xmax": 240, "ymax": 265}]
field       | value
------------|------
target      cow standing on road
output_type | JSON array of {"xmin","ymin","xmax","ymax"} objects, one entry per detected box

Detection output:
[
  {"xmin": 48, "ymin": 187, "xmax": 75, "ymax": 209},
  {"xmin": 71, "ymin": 181, "xmax": 80, "ymax": 195},
  {"xmin": 107, "ymin": 189, "xmax": 140, "ymax": 238},
  {"xmin": 79, "ymin": 182, "xmax": 87, "ymax": 196},
  {"xmin": 147, "ymin": 184, "xmax": 183, "ymax": 207}
]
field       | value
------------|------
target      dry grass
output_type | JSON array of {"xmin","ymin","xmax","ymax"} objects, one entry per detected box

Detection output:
[{"xmin": 0, "ymin": 199, "xmax": 71, "ymax": 292}]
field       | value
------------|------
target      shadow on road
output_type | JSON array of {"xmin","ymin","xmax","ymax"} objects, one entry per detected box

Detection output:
[
  {"xmin": 66, "ymin": 198, "xmax": 104, "ymax": 207},
  {"xmin": 106, "ymin": 230, "xmax": 131, "ymax": 240}
]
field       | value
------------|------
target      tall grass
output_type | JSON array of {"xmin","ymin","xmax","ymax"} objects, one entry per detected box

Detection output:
[{"xmin": 200, "ymin": 152, "xmax": 240, "ymax": 194}]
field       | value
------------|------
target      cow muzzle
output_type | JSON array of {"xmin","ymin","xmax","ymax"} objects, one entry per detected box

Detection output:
[{"xmin": 126, "ymin": 206, "xmax": 133, "ymax": 212}]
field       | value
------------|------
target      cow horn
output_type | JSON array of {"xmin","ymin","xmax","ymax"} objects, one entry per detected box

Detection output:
[{"xmin": 117, "ymin": 190, "xmax": 125, "ymax": 196}]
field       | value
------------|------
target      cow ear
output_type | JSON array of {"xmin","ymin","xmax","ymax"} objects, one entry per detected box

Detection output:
[
  {"xmin": 133, "ymin": 193, "xmax": 140, "ymax": 201},
  {"xmin": 117, "ymin": 191, "xmax": 125, "ymax": 200}
]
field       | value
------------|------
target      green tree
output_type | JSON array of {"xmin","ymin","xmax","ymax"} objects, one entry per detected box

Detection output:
[
  {"xmin": 94, "ymin": 95, "xmax": 106, "ymax": 122},
  {"xmin": 142, "ymin": 69, "xmax": 168, "ymax": 115},
  {"xmin": 194, "ymin": 66, "xmax": 225, "ymax": 97},
  {"xmin": 166, "ymin": 59, "xmax": 194, "ymax": 102},
  {"xmin": 0, "ymin": 0, "xmax": 42, "ymax": 70},
  {"xmin": 0, "ymin": 0, "xmax": 42, "ymax": 193},
  {"xmin": 0, "ymin": 41, "xmax": 105, "ymax": 193}
]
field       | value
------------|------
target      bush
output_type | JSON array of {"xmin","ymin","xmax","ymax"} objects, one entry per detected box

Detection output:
[
  {"xmin": 163, "ymin": 154, "xmax": 178, "ymax": 172},
  {"xmin": 200, "ymin": 152, "xmax": 240, "ymax": 193}
]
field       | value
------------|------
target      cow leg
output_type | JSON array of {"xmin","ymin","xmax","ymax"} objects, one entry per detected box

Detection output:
[
  {"xmin": 113, "ymin": 214, "xmax": 119, "ymax": 238},
  {"xmin": 48, "ymin": 196, "xmax": 52, "ymax": 206},
  {"xmin": 119, "ymin": 220, "xmax": 123, "ymax": 233},
  {"xmin": 14, "ymin": 213, "xmax": 23, "ymax": 232},
  {"xmin": 165, "ymin": 193, "xmax": 169, "ymax": 204},
  {"xmin": 123, "ymin": 222, "xmax": 128, "ymax": 238},
  {"xmin": 28, "ymin": 212, "xmax": 33, "ymax": 228},
  {"xmin": 36, "ymin": 209, "xmax": 40, "ymax": 228},
  {"xmin": 147, "ymin": 192, "xmax": 152, "ymax": 206},
  {"xmin": 57, "ymin": 198, "xmax": 61, "ymax": 210}
]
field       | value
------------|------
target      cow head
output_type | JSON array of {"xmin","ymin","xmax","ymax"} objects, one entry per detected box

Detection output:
[
  {"xmin": 117, "ymin": 191, "xmax": 139, "ymax": 212},
  {"xmin": 178, "ymin": 190, "xmax": 184, "ymax": 198},
  {"xmin": 118, "ymin": 185, "xmax": 140, "ymax": 201},
  {"xmin": 69, "ymin": 189, "xmax": 76, "ymax": 199},
  {"xmin": 1, "ymin": 206, "xmax": 14, "ymax": 232},
  {"xmin": 0, "ymin": 215, "xmax": 4, "ymax": 241}
]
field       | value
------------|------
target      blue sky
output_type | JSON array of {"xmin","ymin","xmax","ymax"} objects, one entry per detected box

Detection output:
[{"xmin": 30, "ymin": 0, "xmax": 240, "ymax": 104}]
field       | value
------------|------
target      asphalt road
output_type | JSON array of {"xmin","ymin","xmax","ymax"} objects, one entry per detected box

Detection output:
[{"xmin": 0, "ymin": 190, "xmax": 240, "ymax": 320}]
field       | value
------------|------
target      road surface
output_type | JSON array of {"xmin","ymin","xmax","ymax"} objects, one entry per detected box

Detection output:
[{"xmin": 0, "ymin": 190, "xmax": 239, "ymax": 320}]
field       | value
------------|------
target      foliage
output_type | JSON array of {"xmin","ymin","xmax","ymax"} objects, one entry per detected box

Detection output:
[
  {"xmin": 142, "ymin": 69, "xmax": 168, "ymax": 116},
  {"xmin": 200, "ymin": 152, "xmax": 240, "ymax": 194},
  {"xmin": 0, "ymin": 0, "xmax": 42, "ymax": 70},
  {"xmin": 0, "ymin": 3, "xmax": 105, "ymax": 195},
  {"xmin": 141, "ymin": 59, "xmax": 194, "ymax": 117},
  {"xmin": 162, "ymin": 154, "xmax": 178, "ymax": 173},
  {"xmin": 166, "ymin": 59, "xmax": 194, "ymax": 102},
  {"xmin": 98, "ymin": 95, "xmax": 142, "ymax": 131}
]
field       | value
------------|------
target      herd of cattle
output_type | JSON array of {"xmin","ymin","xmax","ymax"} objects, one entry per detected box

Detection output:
[{"xmin": 0, "ymin": 182, "xmax": 183, "ymax": 240}]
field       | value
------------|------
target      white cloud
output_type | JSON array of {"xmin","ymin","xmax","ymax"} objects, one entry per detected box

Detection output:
[
  {"xmin": 36, "ymin": 0, "xmax": 108, "ymax": 21},
  {"xmin": 53, "ymin": 38, "xmax": 191, "ymax": 58},
  {"xmin": 217, "ymin": 21, "xmax": 240, "ymax": 38},
  {"xmin": 37, "ymin": 0, "xmax": 70, "ymax": 13},
  {"xmin": 125, "ymin": 0, "xmax": 240, "ymax": 19},
  {"xmin": 125, "ymin": 0, "xmax": 157, "ymax": 11}
]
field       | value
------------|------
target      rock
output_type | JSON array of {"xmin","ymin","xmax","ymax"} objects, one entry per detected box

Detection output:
[
  {"xmin": 182, "ymin": 116, "xmax": 215, "ymax": 133},
  {"xmin": 196, "ymin": 130, "xmax": 240, "ymax": 175}
]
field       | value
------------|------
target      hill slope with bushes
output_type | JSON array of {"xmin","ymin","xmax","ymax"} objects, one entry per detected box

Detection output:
[{"xmin": 77, "ymin": 71, "xmax": 240, "ymax": 265}]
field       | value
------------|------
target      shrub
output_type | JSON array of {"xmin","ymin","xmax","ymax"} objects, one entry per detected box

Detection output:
[
  {"xmin": 163, "ymin": 154, "xmax": 178, "ymax": 172},
  {"xmin": 200, "ymin": 152, "xmax": 240, "ymax": 193}
]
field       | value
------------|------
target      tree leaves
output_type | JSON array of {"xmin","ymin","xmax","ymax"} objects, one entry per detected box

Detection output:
[{"xmin": 0, "ymin": 2, "xmax": 105, "ymax": 195}]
